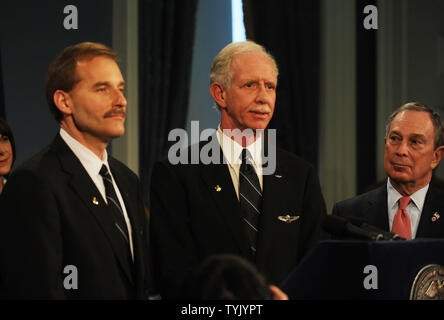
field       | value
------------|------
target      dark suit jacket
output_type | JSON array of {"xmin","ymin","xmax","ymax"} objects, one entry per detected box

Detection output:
[
  {"xmin": 332, "ymin": 181, "xmax": 444, "ymax": 239},
  {"xmin": 0, "ymin": 134, "xmax": 151, "ymax": 299},
  {"xmin": 149, "ymin": 137, "xmax": 327, "ymax": 299}
]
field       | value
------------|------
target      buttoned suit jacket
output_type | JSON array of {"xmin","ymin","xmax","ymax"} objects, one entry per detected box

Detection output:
[
  {"xmin": 0, "ymin": 134, "xmax": 151, "ymax": 299},
  {"xmin": 332, "ymin": 181, "xmax": 444, "ymax": 239},
  {"xmin": 149, "ymin": 136, "xmax": 327, "ymax": 299}
]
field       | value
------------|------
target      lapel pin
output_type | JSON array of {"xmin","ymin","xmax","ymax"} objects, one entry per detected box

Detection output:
[
  {"xmin": 278, "ymin": 215, "xmax": 300, "ymax": 223},
  {"xmin": 275, "ymin": 174, "xmax": 283, "ymax": 179},
  {"xmin": 431, "ymin": 212, "xmax": 440, "ymax": 222},
  {"xmin": 92, "ymin": 197, "xmax": 99, "ymax": 206},
  {"xmin": 214, "ymin": 185, "xmax": 222, "ymax": 192}
]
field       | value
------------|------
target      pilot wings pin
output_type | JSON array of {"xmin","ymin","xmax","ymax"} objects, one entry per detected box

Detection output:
[{"xmin": 277, "ymin": 214, "xmax": 300, "ymax": 223}]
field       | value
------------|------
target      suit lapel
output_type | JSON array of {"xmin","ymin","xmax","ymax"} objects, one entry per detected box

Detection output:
[
  {"xmin": 362, "ymin": 184, "xmax": 390, "ymax": 231},
  {"xmin": 256, "ymin": 158, "xmax": 287, "ymax": 266},
  {"xmin": 52, "ymin": 135, "xmax": 134, "ymax": 285},
  {"xmin": 198, "ymin": 137, "xmax": 252, "ymax": 259},
  {"xmin": 416, "ymin": 185, "xmax": 444, "ymax": 238}
]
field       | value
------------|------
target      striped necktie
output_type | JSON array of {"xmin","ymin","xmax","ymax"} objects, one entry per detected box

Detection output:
[
  {"xmin": 99, "ymin": 164, "xmax": 130, "ymax": 244},
  {"xmin": 239, "ymin": 149, "xmax": 262, "ymax": 256}
]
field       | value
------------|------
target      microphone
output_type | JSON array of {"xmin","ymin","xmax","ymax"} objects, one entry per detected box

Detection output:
[
  {"xmin": 346, "ymin": 216, "xmax": 405, "ymax": 241},
  {"xmin": 323, "ymin": 215, "xmax": 385, "ymax": 241}
]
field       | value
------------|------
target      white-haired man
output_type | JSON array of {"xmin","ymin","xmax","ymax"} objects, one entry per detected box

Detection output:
[{"xmin": 150, "ymin": 41, "xmax": 326, "ymax": 299}]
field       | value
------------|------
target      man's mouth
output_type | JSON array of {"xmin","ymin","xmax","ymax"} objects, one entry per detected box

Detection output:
[
  {"xmin": 391, "ymin": 162, "xmax": 411, "ymax": 169},
  {"xmin": 250, "ymin": 110, "xmax": 269, "ymax": 115},
  {"xmin": 104, "ymin": 111, "xmax": 126, "ymax": 119},
  {"xmin": 249, "ymin": 107, "xmax": 270, "ymax": 118}
]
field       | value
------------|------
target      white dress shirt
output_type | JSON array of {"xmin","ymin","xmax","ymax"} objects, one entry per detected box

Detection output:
[
  {"xmin": 59, "ymin": 128, "xmax": 134, "ymax": 258},
  {"xmin": 216, "ymin": 125, "xmax": 263, "ymax": 200},
  {"xmin": 387, "ymin": 178, "xmax": 429, "ymax": 239}
]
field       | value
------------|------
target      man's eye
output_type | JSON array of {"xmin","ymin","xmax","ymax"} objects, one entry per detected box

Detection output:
[
  {"xmin": 245, "ymin": 83, "xmax": 253, "ymax": 88},
  {"xmin": 411, "ymin": 139, "xmax": 424, "ymax": 145},
  {"xmin": 0, "ymin": 135, "xmax": 9, "ymax": 142}
]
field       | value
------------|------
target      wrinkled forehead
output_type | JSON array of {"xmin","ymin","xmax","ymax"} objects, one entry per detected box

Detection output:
[
  {"xmin": 230, "ymin": 52, "xmax": 278, "ymax": 80},
  {"xmin": 391, "ymin": 110, "xmax": 433, "ymax": 128},
  {"xmin": 389, "ymin": 110, "xmax": 435, "ymax": 137}
]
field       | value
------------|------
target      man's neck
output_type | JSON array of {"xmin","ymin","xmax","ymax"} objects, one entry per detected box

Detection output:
[
  {"xmin": 60, "ymin": 124, "xmax": 107, "ymax": 160},
  {"xmin": 389, "ymin": 176, "xmax": 431, "ymax": 196},
  {"xmin": 219, "ymin": 126, "xmax": 263, "ymax": 147}
]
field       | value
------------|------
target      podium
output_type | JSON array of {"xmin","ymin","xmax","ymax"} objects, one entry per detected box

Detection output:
[{"xmin": 280, "ymin": 239, "xmax": 444, "ymax": 300}]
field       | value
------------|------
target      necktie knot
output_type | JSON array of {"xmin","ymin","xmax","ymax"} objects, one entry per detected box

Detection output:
[
  {"xmin": 241, "ymin": 148, "xmax": 252, "ymax": 164},
  {"xmin": 241, "ymin": 149, "xmax": 255, "ymax": 174},
  {"xmin": 99, "ymin": 164, "xmax": 110, "ymax": 178},
  {"xmin": 399, "ymin": 196, "xmax": 411, "ymax": 210}
]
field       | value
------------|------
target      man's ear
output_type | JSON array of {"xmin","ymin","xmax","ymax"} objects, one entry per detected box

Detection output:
[
  {"xmin": 431, "ymin": 146, "xmax": 444, "ymax": 169},
  {"xmin": 53, "ymin": 90, "xmax": 73, "ymax": 116},
  {"xmin": 210, "ymin": 82, "xmax": 227, "ymax": 109}
]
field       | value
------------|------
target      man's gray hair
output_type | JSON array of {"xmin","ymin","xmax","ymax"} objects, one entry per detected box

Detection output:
[
  {"xmin": 210, "ymin": 40, "xmax": 279, "ymax": 90},
  {"xmin": 385, "ymin": 102, "xmax": 444, "ymax": 149}
]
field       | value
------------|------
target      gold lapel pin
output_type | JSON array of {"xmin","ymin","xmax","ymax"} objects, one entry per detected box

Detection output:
[
  {"xmin": 275, "ymin": 174, "xmax": 283, "ymax": 179},
  {"xmin": 277, "ymin": 215, "xmax": 300, "ymax": 223},
  {"xmin": 92, "ymin": 197, "xmax": 99, "ymax": 206},
  {"xmin": 214, "ymin": 185, "xmax": 222, "ymax": 192},
  {"xmin": 431, "ymin": 212, "xmax": 440, "ymax": 222}
]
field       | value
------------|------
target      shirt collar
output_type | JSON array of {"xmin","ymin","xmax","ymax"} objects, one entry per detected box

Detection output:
[
  {"xmin": 387, "ymin": 178, "xmax": 429, "ymax": 212},
  {"xmin": 59, "ymin": 128, "xmax": 109, "ymax": 175},
  {"xmin": 216, "ymin": 125, "xmax": 263, "ymax": 167}
]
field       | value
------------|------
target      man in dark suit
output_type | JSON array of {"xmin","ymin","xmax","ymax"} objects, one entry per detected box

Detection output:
[
  {"xmin": 333, "ymin": 102, "xmax": 444, "ymax": 239},
  {"xmin": 0, "ymin": 42, "xmax": 151, "ymax": 299},
  {"xmin": 150, "ymin": 41, "xmax": 327, "ymax": 299}
]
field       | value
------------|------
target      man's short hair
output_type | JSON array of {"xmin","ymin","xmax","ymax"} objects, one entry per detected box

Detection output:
[
  {"xmin": 210, "ymin": 40, "xmax": 279, "ymax": 90},
  {"xmin": 385, "ymin": 102, "xmax": 444, "ymax": 149},
  {"xmin": 45, "ymin": 42, "xmax": 119, "ymax": 122},
  {"xmin": 0, "ymin": 116, "xmax": 16, "ymax": 171}
]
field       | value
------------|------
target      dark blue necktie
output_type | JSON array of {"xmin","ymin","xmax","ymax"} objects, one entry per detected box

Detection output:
[
  {"xmin": 239, "ymin": 149, "xmax": 262, "ymax": 256},
  {"xmin": 99, "ymin": 164, "xmax": 130, "ymax": 244}
]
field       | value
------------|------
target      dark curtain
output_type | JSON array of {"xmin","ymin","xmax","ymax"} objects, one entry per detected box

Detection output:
[
  {"xmin": 356, "ymin": 0, "xmax": 377, "ymax": 194},
  {"xmin": 244, "ymin": 0, "xmax": 320, "ymax": 168},
  {"xmin": 0, "ymin": 48, "xmax": 5, "ymax": 119},
  {"xmin": 138, "ymin": 0, "xmax": 199, "ymax": 204}
]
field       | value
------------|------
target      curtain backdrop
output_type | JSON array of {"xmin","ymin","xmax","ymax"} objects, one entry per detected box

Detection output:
[
  {"xmin": 138, "ymin": 0, "xmax": 199, "ymax": 204},
  {"xmin": 244, "ymin": 0, "xmax": 321, "ymax": 168},
  {"xmin": 356, "ymin": 0, "xmax": 377, "ymax": 194}
]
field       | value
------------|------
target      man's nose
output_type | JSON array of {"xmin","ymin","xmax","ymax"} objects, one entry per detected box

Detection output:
[
  {"xmin": 395, "ymin": 140, "xmax": 409, "ymax": 156},
  {"xmin": 113, "ymin": 89, "xmax": 127, "ymax": 108},
  {"xmin": 255, "ymin": 83, "xmax": 272, "ymax": 105}
]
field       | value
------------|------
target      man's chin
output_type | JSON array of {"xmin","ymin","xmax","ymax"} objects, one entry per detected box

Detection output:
[
  {"xmin": 107, "ymin": 127, "xmax": 125, "ymax": 139},
  {"xmin": 388, "ymin": 173, "xmax": 413, "ymax": 185},
  {"xmin": 246, "ymin": 120, "xmax": 270, "ymax": 131}
]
